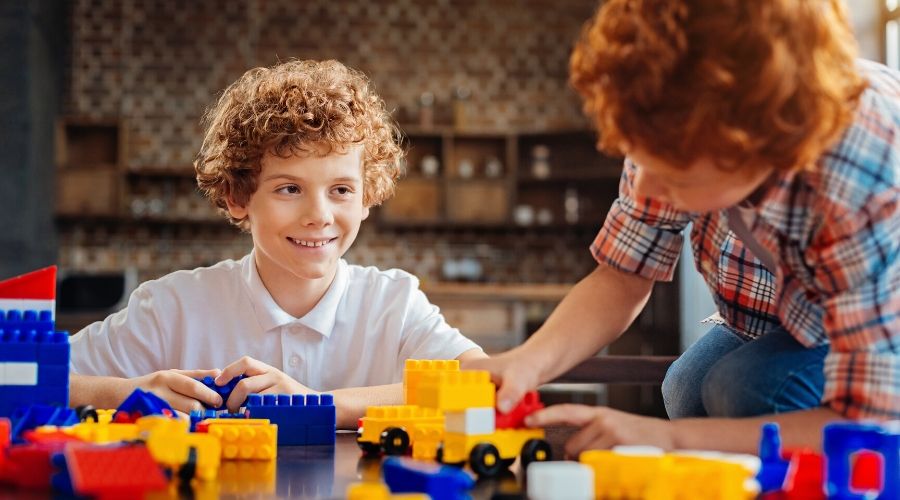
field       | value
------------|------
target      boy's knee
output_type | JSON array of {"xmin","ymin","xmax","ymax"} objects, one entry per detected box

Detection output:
[
  {"xmin": 661, "ymin": 357, "xmax": 702, "ymax": 419},
  {"xmin": 701, "ymin": 359, "xmax": 772, "ymax": 418}
]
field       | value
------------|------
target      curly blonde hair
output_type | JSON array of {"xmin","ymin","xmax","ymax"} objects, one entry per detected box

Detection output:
[
  {"xmin": 195, "ymin": 59, "xmax": 404, "ymax": 229},
  {"xmin": 570, "ymin": 0, "xmax": 867, "ymax": 172}
]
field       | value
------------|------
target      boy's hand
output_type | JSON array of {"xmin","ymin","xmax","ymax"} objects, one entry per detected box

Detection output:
[
  {"xmin": 462, "ymin": 351, "xmax": 540, "ymax": 414},
  {"xmin": 525, "ymin": 404, "xmax": 676, "ymax": 457},
  {"xmin": 131, "ymin": 368, "xmax": 224, "ymax": 414},
  {"xmin": 216, "ymin": 356, "xmax": 313, "ymax": 413}
]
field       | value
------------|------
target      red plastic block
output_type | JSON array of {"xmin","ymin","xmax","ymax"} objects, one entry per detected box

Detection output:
[
  {"xmin": 782, "ymin": 449, "xmax": 824, "ymax": 499},
  {"xmin": 66, "ymin": 444, "xmax": 168, "ymax": 499},
  {"xmin": 495, "ymin": 391, "xmax": 544, "ymax": 429},
  {"xmin": 4, "ymin": 441, "xmax": 67, "ymax": 489},
  {"xmin": 850, "ymin": 450, "xmax": 883, "ymax": 492},
  {"xmin": 0, "ymin": 266, "xmax": 56, "ymax": 300}
]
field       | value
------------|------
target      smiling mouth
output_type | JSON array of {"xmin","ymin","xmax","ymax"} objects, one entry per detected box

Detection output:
[{"xmin": 287, "ymin": 237, "xmax": 338, "ymax": 248}]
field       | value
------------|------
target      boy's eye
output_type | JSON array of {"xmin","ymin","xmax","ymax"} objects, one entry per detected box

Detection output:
[
  {"xmin": 278, "ymin": 185, "xmax": 301, "ymax": 195},
  {"xmin": 334, "ymin": 186, "xmax": 353, "ymax": 195}
]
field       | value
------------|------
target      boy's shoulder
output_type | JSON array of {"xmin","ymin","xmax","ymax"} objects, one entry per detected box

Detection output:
[
  {"xmin": 134, "ymin": 256, "xmax": 247, "ymax": 299},
  {"xmin": 806, "ymin": 61, "xmax": 900, "ymax": 212},
  {"xmin": 343, "ymin": 261, "xmax": 421, "ymax": 291}
]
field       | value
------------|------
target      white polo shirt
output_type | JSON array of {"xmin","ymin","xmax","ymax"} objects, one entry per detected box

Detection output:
[{"xmin": 69, "ymin": 252, "xmax": 481, "ymax": 391}]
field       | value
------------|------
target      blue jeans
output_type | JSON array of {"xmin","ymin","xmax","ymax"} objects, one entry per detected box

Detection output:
[{"xmin": 661, "ymin": 324, "xmax": 829, "ymax": 419}]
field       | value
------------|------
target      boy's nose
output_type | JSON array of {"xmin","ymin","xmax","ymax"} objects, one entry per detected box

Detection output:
[{"xmin": 302, "ymin": 196, "xmax": 334, "ymax": 226}]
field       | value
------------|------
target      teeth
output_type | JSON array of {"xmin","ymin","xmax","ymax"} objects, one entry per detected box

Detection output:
[{"xmin": 290, "ymin": 238, "xmax": 331, "ymax": 247}]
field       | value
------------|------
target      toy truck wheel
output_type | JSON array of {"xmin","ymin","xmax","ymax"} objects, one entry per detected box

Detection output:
[
  {"xmin": 380, "ymin": 427, "xmax": 411, "ymax": 455},
  {"xmin": 470, "ymin": 443, "xmax": 504, "ymax": 477},
  {"xmin": 520, "ymin": 438, "xmax": 552, "ymax": 471},
  {"xmin": 76, "ymin": 405, "xmax": 99, "ymax": 423}
]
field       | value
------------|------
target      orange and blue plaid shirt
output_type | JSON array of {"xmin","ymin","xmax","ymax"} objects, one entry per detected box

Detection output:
[{"xmin": 591, "ymin": 60, "xmax": 900, "ymax": 419}]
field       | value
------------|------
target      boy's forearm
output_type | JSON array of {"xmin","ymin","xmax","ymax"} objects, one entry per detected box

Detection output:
[
  {"xmin": 519, "ymin": 264, "xmax": 654, "ymax": 384},
  {"xmin": 69, "ymin": 373, "xmax": 136, "ymax": 410},
  {"xmin": 330, "ymin": 383, "xmax": 403, "ymax": 429},
  {"xmin": 671, "ymin": 407, "xmax": 844, "ymax": 454}
]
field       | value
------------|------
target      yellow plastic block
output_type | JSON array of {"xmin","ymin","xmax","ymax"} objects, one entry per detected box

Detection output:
[
  {"xmin": 411, "ymin": 423, "xmax": 444, "ymax": 460},
  {"xmin": 580, "ymin": 449, "xmax": 663, "ymax": 498},
  {"xmin": 441, "ymin": 427, "xmax": 545, "ymax": 465},
  {"xmin": 143, "ymin": 418, "xmax": 221, "ymax": 481},
  {"xmin": 416, "ymin": 370, "xmax": 495, "ymax": 411},
  {"xmin": 205, "ymin": 420, "xmax": 278, "ymax": 460},
  {"xmin": 41, "ymin": 421, "xmax": 140, "ymax": 444},
  {"xmin": 358, "ymin": 405, "xmax": 443, "ymax": 445},
  {"xmin": 403, "ymin": 359, "xmax": 460, "ymax": 405}
]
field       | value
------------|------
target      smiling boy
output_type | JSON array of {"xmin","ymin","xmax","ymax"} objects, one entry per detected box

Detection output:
[{"xmin": 69, "ymin": 60, "xmax": 485, "ymax": 427}]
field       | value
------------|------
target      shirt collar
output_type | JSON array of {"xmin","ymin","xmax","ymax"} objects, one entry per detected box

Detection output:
[{"xmin": 241, "ymin": 250, "xmax": 347, "ymax": 338}]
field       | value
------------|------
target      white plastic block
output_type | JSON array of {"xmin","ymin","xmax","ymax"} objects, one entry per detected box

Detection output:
[
  {"xmin": 527, "ymin": 461, "xmax": 594, "ymax": 500},
  {"xmin": 3, "ymin": 362, "xmax": 38, "ymax": 385},
  {"xmin": 445, "ymin": 407, "xmax": 495, "ymax": 435}
]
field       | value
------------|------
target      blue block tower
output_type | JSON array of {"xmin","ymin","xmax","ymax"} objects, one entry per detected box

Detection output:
[
  {"xmin": 0, "ymin": 266, "xmax": 70, "ymax": 418},
  {"xmin": 246, "ymin": 393, "xmax": 336, "ymax": 445}
]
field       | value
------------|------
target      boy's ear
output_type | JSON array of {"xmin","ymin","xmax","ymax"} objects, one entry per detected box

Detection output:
[
  {"xmin": 361, "ymin": 205, "xmax": 370, "ymax": 221},
  {"xmin": 224, "ymin": 196, "xmax": 248, "ymax": 220}
]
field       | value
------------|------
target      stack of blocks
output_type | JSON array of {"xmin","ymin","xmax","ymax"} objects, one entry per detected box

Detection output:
[
  {"xmin": 0, "ymin": 267, "xmax": 69, "ymax": 418},
  {"xmin": 245, "ymin": 393, "xmax": 335, "ymax": 446}
]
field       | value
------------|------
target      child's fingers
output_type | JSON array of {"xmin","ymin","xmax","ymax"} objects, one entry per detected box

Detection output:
[
  {"xmin": 216, "ymin": 356, "xmax": 271, "ymax": 385},
  {"xmin": 564, "ymin": 418, "xmax": 616, "ymax": 458},
  {"xmin": 174, "ymin": 368, "xmax": 222, "ymax": 380},
  {"xmin": 495, "ymin": 375, "xmax": 529, "ymax": 414},
  {"xmin": 165, "ymin": 372, "xmax": 223, "ymax": 408},
  {"xmin": 524, "ymin": 404, "xmax": 599, "ymax": 428},
  {"xmin": 163, "ymin": 391, "xmax": 208, "ymax": 415},
  {"xmin": 225, "ymin": 373, "xmax": 275, "ymax": 413}
]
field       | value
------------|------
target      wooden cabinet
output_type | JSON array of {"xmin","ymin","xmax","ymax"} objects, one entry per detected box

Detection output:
[{"xmin": 380, "ymin": 127, "xmax": 624, "ymax": 229}]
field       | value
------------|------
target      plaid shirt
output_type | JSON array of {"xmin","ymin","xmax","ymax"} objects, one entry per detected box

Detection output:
[{"xmin": 591, "ymin": 60, "xmax": 900, "ymax": 419}]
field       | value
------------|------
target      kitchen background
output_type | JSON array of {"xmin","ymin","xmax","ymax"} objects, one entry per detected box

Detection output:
[{"xmin": 1, "ymin": 0, "xmax": 887, "ymax": 415}]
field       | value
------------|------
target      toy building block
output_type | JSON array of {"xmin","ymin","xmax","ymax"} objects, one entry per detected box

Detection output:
[
  {"xmin": 142, "ymin": 415, "xmax": 222, "ymax": 481},
  {"xmin": 411, "ymin": 423, "xmax": 444, "ymax": 461},
  {"xmin": 189, "ymin": 408, "xmax": 246, "ymax": 432},
  {"xmin": 851, "ymin": 451, "xmax": 885, "ymax": 493},
  {"xmin": 382, "ymin": 456, "xmax": 475, "ymax": 500},
  {"xmin": 527, "ymin": 461, "xmax": 594, "ymax": 500},
  {"xmin": 415, "ymin": 370, "xmax": 495, "ymax": 411},
  {"xmin": 0, "ymin": 322, "xmax": 70, "ymax": 418},
  {"xmin": 41, "ymin": 420, "xmax": 140, "ymax": 444},
  {"xmin": 356, "ymin": 405, "xmax": 444, "ymax": 456},
  {"xmin": 245, "ymin": 393, "xmax": 336, "ymax": 446},
  {"xmin": 445, "ymin": 407, "xmax": 495, "ymax": 435},
  {"xmin": 3, "ymin": 441, "xmax": 67, "ymax": 489},
  {"xmin": 196, "ymin": 374, "xmax": 247, "ymax": 410},
  {"xmin": 112, "ymin": 388, "xmax": 175, "ymax": 422},
  {"xmin": 495, "ymin": 390, "xmax": 544, "ymax": 429},
  {"xmin": 62, "ymin": 443, "xmax": 168, "ymax": 499},
  {"xmin": 9, "ymin": 405, "xmax": 77, "ymax": 443},
  {"xmin": 218, "ymin": 459, "xmax": 277, "ymax": 495},
  {"xmin": 201, "ymin": 418, "xmax": 277, "ymax": 460},
  {"xmin": 824, "ymin": 421, "xmax": 899, "ymax": 499},
  {"xmin": 757, "ymin": 422, "xmax": 791, "ymax": 493},
  {"xmin": 779, "ymin": 449, "xmax": 825, "ymax": 499},
  {"xmin": 0, "ymin": 266, "xmax": 57, "ymax": 316},
  {"xmin": 441, "ymin": 427, "xmax": 550, "ymax": 477},
  {"xmin": 403, "ymin": 359, "xmax": 460, "ymax": 406}
]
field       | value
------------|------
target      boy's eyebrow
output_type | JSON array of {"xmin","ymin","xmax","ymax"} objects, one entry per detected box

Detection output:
[{"xmin": 261, "ymin": 173, "xmax": 362, "ymax": 183}]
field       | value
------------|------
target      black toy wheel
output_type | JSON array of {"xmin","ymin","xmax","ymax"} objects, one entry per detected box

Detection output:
[
  {"xmin": 379, "ymin": 427, "xmax": 410, "ymax": 455},
  {"xmin": 75, "ymin": 405, "xmax": 99, "ymax": 423},
  {"xmin": 470, "ymin": 443, "xmax": 504, "ymax": 477},
  {"xmin": 520, "ymin": 438, "xmax": 552, "ymax": 471}
]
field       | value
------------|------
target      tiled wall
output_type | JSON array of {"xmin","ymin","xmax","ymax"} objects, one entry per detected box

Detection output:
[{"xmin": 60, "ymin": 0, "xmax": 605, "ymax": 284}]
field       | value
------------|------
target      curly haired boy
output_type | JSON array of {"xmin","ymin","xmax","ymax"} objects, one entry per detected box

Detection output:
[
  {"xmin": 70, "ymin": 60, "xmax": 485, "ymax": 427},
  {"xmin": 468, "ymin": 0, "xmax": 899, "ymax": 453}
]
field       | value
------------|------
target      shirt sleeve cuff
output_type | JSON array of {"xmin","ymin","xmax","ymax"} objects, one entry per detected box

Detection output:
[
  {"xmin": 823, "ymin": 351, "xmax": 900, "ymax": 419},
  {"xmin": 590, "ymin": 201, "xmax": 684, "ymax": 282}
]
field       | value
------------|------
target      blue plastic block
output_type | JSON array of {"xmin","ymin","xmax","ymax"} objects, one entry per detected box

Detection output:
[
  {"xmin": 36, "ymin": 331, "xmax": 70, "ymax": 365},
  {"xmin": 0, "ymin": 310, "xmax": 55, "ymax": 339},
  {"xmin": 383, "ymin": 456, "xmax": 475, "ymax": 500},
  {"xmin": 10, "ymin": 404, "xmax": 77, "ymax": 443},
  {"xmin": 824, "ymin": 422, "xmax": 899, "ymax": 500},
  {"xmin": 245, "ymin": 393, "xmax": 336, "ymax": 446},
  {"xmin": 756, "ymin": 422, "xmax": 790, "ymax": 493},
  {"xmin": 188, "ymin": 408, "xmax": 246, "ymax": 431},
  {"xmin": 38, "ymin": 364, "xmax": 69, "ymax": 386},
  {"xmin": 114, "ymin": 388, "xmax": 175, "ymax": 420},
  {"xmin": 195, "ymin": 375, "xmax": 246, "ymax": 410}
]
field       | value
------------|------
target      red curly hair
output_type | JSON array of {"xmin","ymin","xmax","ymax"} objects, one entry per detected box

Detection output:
[
  {"xmin": 195, "ymin": 59, "xmax": 404, "ymax": 229},
  {"xmin": 570, "ymin": 0, "xmax": 867, "ymax": 171}
]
